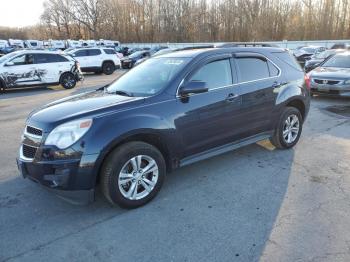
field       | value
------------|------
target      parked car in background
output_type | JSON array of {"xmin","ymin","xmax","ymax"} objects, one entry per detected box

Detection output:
[
  {"xmin": 304, "ymin": 49, "xmax": 346, "ymax": 72},
  {"xmin": 17, "ymin": 47, "xmax": 309, "ymax": 208},
  {"xmin": 24, "ymin": 40, "xmax": 44, "ymax": 49},
  {"xmin": 8, "ymin": 39, "xmax": 24, "ymax": 48},
  {"xmin": 308, "ymin": 52, "xmax": 350, "ymax": 96},
  {"xmin": 66, "ymin": 40, "xmax": 82, "ymax": 49},
  {"xmin": 0, "ymin": 50, "xmax": 82, "ymax": 91},
  {"xmin": 331, "ymin": 43, "xmax": 350, "ymax": 49},
  {"xmin": 294, "ymin": 46, "xmax": 326, "ymax": 64},
  {"xmin": 68, "ymin": 47, "xmax": 121, "ymax": 75},
  {"xmin": 121, "ymin": 50, "xmax": 151, "ymax": 69}
]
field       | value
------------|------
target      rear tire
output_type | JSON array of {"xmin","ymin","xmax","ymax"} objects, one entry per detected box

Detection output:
[
  {"xmin": 101, "ymin": 141, "xmax": 166, "ymax": 209},
  {"xmin": 60, "ymin": 72, "xmax": 76, "ymax": 89},
  {"xmin": 270, "ymin": 107, "xmax": 303, "ymax": 149},
  {"xmin": 102, "ymin": 62, "xmax": 115, "ymax": 75}
]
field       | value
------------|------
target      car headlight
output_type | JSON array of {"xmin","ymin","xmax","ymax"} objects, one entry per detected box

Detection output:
[
  {"xmin": 344, "ymin": 80, "xmax": 350, "ymax": 85},
  {"xmin": 45, "ymin": 119, "xmax": 92, "ymax": 149}
]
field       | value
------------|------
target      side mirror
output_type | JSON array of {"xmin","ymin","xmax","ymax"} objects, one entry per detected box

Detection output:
[
  {"xmin": 179, "ymin": 81, "xmax": 208, "ymax": 96},
  {"xmin": 5, "ymin": 61, "xmax": 14, "ymax": 66}
]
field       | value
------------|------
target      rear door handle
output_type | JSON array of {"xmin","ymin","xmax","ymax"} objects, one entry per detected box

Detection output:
[{"xmin": 226, "ymin": 93, "xmax": 239, "ymax": 102}]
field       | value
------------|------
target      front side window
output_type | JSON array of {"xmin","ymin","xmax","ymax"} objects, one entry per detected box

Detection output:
[
  {"xmin": 189, "ymin": 59, "xmax": 232, "ymax": 90},
  {"xmin": 107, "ymin": 57, "xmax": 190, "ymax": 97},
  {"xmin": 236, "ymin": 57, "xmax": 270, "ymax": 82},
  {"xmin": 10, "ymin": 54, "xmax": 34, "ymax": 65}
]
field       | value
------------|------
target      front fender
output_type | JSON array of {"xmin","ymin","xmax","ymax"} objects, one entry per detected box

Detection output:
[{"xmin": 82, "ymin": 113, "xmax": 179, "ymax": 180}]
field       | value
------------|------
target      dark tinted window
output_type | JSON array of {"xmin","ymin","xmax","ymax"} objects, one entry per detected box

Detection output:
[
  {"xmin": 88, "ymin": 49, "xmax": 101, "ymax": 56},
  {"xmin": 74, "ymin": 50, "xmax": 88, "ymax": 57},
  {"xmin": 267, "ymin": 61, "xmax": 279, "ymax": 76},
  {"xmin": 236, "ymin": 58, "xmax": 269, "ymax": 82},
  {"xmin": 104, "ymin": 49, "xmax": 116, "ymax": 55},
  {"xmin": 189, "ymin": 59, "xmax": 232, "ymax": 90},
  {"xmin": 34, "ymin": 54, "xmax": 68, "ymax": 64}
]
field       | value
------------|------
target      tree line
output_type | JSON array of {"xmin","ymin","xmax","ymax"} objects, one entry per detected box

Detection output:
[{"xmin": 2, "ymin": 0, "xmax": 350, "ymax": 42}]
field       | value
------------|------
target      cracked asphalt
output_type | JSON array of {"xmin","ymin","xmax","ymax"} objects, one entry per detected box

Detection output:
[{"xmin": 0, "ymin": 72, "xmax": 350, "ymax": 262}]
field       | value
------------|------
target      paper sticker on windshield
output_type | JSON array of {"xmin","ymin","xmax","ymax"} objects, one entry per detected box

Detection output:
[{"xmin": 164, "ymin": 59, "xmax": 184, "ymax": 65}]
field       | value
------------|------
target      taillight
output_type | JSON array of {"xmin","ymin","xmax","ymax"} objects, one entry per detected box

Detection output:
[{"xmin": 304, "ymin": 73, "xmax": 311, "ymax": 90}]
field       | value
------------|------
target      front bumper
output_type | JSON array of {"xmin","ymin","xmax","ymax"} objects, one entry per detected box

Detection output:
[
  {"xmin": 310, "ymin": 82, "xmax": 350, "ymax": 96},
  {"xmin": 17, "ymin": 150, "xmax": 99, "ymax": 205}
]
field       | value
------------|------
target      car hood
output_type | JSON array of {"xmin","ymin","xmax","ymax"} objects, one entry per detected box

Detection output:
[
  {"xmin": 310, "ymin": 67, "xmax": 350, "ymax": 79},
  {"xmin": 306, "ymin": 58, "xmax": 323, "ymax": 65},
  {"xmin": 28, "ymin": 90, "xmax": 145, "ymax": 130},
  {"xmin": 294, "ymin": 50, "xmax": 313, "ymax": 57}
]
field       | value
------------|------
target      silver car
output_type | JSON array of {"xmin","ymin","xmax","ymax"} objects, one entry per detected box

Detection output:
[{"xmin": 309, "ymin": 52, "xmax": 350, "ymax": 96}]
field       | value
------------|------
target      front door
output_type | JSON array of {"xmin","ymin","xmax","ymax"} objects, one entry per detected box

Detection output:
[
  {"xmin": 175, "ymin": 55, "xmax": 241, "ymax": 157},
  {"xmin": 3, "ymin": 54, "xmax": 39, "ymax": 87}
]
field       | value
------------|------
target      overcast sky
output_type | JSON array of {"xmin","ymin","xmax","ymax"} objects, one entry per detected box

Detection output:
[{"xmin": 0, "ymin": 0, "xmax": 44, "ymax": 27}]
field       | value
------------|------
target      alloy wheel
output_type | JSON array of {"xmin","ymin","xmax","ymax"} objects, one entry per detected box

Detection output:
[
  {"xmin": 282, "ymin": 114, "xmax": 300, "ymax": 144},
  {"xmin": 118, "ymin": 155, "xmax": 159, "ymax": 200}
]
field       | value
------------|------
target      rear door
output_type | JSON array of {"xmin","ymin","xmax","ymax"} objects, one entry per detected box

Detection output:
[
  {"xmin": 33, "ymin": 53, "xmax": 70, "ymax": 83},
  {"xmin": 72, "ymin": 49, "xmax": 89, "ymax": 68},
  {"xmin": 232, "ymin": 52, "xmax": 282, "ymax": 136}
]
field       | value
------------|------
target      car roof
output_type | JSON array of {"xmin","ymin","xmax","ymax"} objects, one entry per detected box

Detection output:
[
  {"xmin": 9, "ymin": 50, "xmax": 64, "ymax": 55},
  {"xmin": 158, "ymin": 47, "xmax": 285, "ymax": 58}
]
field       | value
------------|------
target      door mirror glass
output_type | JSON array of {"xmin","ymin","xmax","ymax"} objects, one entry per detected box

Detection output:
[{"xmin": 179, "ymin": 81, "xmax": 208, "ymax": 96}]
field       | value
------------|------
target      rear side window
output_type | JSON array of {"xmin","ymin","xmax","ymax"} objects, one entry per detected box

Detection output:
[
  {"xmin": 236, "ymin": 58, "xmax": 270, "ymax": 82},
  {"xmin": 189, "ymin": 59, "xmax": 232, "ymax": 90},
  {"xmin": 104, "ymin": 49, "xmax": 116, "ymax": 55},
  {"xmin": 34, "ymin": 54, "xmax": 68, "ymax": 64},
  {"xmin": 88, "ymin": 49, "xmax": 102, "ymax": 56},
  {"xmin": 267, "ymin": 61, "xmax": 280, "ymax": 76}
]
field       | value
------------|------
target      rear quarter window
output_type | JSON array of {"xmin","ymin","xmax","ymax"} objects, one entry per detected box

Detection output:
[
  {"xmin": 104, "ymin": 49, "xmax": 116, "ymax": 55},
  {"xmin": 273, "ymin": 51, "xmax": 302, "ymax": 71}
]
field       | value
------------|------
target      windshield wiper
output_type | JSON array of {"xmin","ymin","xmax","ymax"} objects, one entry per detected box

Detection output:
[{"xmin": 115, "ymin": 90, "xmax": 134, "ymax": 97}]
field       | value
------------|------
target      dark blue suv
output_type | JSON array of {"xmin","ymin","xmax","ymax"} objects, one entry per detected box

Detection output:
[{"xmin": 17, "ymin": 47, "xmax": 310, "ymax": 208}]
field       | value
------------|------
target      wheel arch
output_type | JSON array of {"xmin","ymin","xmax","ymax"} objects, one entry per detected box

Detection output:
[
  {"xmin": 94, "ymin": 132, "xmax": 173, "ymax": 186},
  {"xmin": 286, "ymin": 99, "xmax": 306, "ymax": 121}
]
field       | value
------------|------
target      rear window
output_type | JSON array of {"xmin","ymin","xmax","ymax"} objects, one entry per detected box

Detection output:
[
  {"xmin": 104, "ymin": 49, "xmax": 116, "ymax": 55},
  {"xmin": 236, "ymin": 58, "xmax": 270, "ymax": 82},
  {"xmin": 273, "ymin": 51, "xmax": 302, "ymax": 71}
]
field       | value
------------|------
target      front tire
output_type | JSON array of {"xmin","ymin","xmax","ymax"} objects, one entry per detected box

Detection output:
[
  {"xmin": 270, "ymin": 107, "xmax": 303, "ymax": 149},
  {"xmin": 60, "ymin": 72, "xmax": 77, "ymax": 89},
  {"xmin": 101, "ymin": 142, "xmax": 166, "ymax": 209}
]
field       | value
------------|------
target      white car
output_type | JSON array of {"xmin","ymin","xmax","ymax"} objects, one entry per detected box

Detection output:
[
  {"xmin": 0, "ymin": 50, "xmax": 83, "ymax": 92},
  {"xmin": 68, "ymin": 47, "xmax": 121, "ymax": 75}
]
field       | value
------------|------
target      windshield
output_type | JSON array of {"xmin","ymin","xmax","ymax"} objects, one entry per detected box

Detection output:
[
  {"xmin": 322, "ymin": 54, "xmax": 350, "ymax": 68},
  {"xmin": 0, "ymin": 52, "xmax": 19, "ymax": 63},
  {"xmin": 314, "ymin": 50, "xmax": 335, "ymax": 59},
  {"xmin": 107, "ymin": 57, "xmax": 190, "ymax": 96}
]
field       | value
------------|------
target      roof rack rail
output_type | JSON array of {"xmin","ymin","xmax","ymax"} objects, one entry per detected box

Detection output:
[{"xmin": 215, "ymin": 42, "xmax": 280, "ymax": 48}]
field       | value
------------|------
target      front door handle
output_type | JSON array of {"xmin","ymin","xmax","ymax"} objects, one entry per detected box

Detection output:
[{"xmin": 226, "ymin": 93, "xmax": 239, "ymax": 102}]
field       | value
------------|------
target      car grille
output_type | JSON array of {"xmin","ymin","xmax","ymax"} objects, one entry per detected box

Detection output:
[
  {"xmin": 22, "ymin": 144, "xmax": 38, "ymax": 159},
  {"xmin": 26, "ymin": 125, "xmax": 43, "ymax": 136},
  {"xmin": 314, "ymin": 79, "xmax": 340, "ymax": 85}
]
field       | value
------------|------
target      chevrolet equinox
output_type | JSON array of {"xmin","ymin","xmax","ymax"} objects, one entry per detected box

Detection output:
[{"xmin": 17, "ymin": 47, "xmax": 310, "ymax": 208}]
